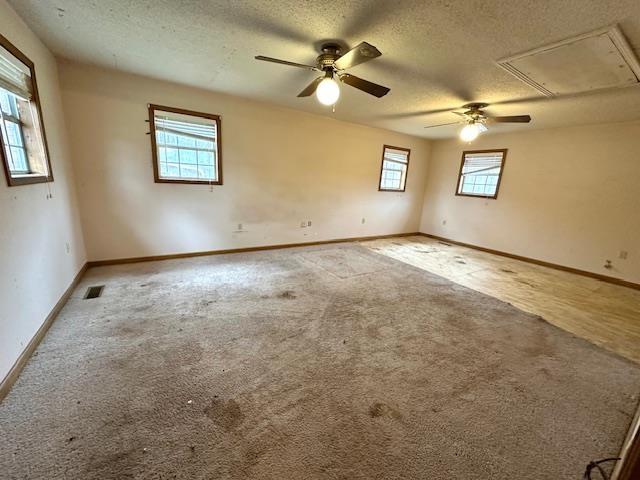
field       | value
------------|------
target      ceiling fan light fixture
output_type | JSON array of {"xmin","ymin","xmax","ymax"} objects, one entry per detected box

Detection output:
[
  {"xmin": 316, "ymin": 73, "xmax": 340, "ymax": 106},
  {"xmin": 459, "ymin": 123, "xmax": 482, "ymax": 142}
]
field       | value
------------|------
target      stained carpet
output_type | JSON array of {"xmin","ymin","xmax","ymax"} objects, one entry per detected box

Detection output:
[{"xmin": 0, "ymin": 243, "xmax": 638, "ymax": 479}]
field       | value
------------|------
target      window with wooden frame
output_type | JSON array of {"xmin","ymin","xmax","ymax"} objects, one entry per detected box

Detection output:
[
  {"xmin": 149, "ymin": 104, "xmax": 222, "ymax": 185},
  {"xmin": 456, "ymin": 149, "xmax": 507, "ymax": 199},
  {"xmin": 0, "ymin": 34, "xmax": 52, "ymax": 187},
  {"xmin": 378, "ymin": 145, "xmax": 410, "ymax": 192}
]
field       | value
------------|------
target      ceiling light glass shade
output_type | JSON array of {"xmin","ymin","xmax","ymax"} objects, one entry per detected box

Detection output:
[
  {"xmin": 459, "ymin": 123, "xmax": 481, "ymax": 142},
  {"xmin": 316, "ymin": 77, "xmax": 340, "ymax": 106}
]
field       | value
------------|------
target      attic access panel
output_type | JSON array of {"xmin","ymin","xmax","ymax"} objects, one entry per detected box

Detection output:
[{"xmin": 498, "ymin": 25, "xmax": 640, "ymax": 97}]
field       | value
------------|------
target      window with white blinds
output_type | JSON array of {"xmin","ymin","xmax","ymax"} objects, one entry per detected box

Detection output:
[
  {"xmin": 149, "ymin": 105, "xmax": 222, "ymax": 185},
  {"xmin": 456, "ymin": 150, "xmax": 507, "ymax": 198},
  {"xmin": 379, "ymin": 145, "xmax": 410, "ymax": 191},
  {"xmin": 0, "ymin": 36, "xmax": 51, "ymax": 186}
]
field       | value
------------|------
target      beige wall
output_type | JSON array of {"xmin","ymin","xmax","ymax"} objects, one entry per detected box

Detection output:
[
  {"xmin": 58, "ymin": 61, "xmax": 431, "ymax": 262},
  {"xmin": 420, "ymin": 121, "xmax": 640, "ymax": 284},
  {"xmin": 0, "ymin": 1, "xmax": 86, "ymax": 382}
]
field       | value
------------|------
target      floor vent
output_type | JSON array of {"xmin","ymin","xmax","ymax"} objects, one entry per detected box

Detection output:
[{"xmin": 84, "ymin": 285, "xmax": 104, "ymax": 299}]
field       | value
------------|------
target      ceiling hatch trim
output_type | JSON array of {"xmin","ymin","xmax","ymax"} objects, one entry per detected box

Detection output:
[{"xmin": 497, "ymin": 24, "xmax": 640, "ymax": 97}]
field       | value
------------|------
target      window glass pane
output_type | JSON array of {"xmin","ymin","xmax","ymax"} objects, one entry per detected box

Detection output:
[
  {"xmin": 0, "ymin": 90, "xmax": 12, "ymax": 114},
  {"xmin": 379, "ymin": 147, "xmax": 409, "ymax": 190},
  {"xmin": 484, "ymin": 185, "xmax": 497, "ymax": 195},
  {"xmin": 196, "ymin": 139, "xmax": 214, "ymax": 149},
  {"xmin": 197, "ymin": 150, "xmax": 214, "ymax": 166},
  {"xmin": 178, "ymin": 149, "xmax": 197, "ymax": 165},
  {"xmin": 176, "ymin": 134, "xmax": 196, "ymax": 148},
  {"xmin": 5, "ymin": 121, "xmax": 22, "ymax": 146},
  {"xmin": 153, "ymin": 109, "xmax": 219, "ymax": 182},
  {"xmin": 9, "ymin": 146, "xmax": 28, "ymax": 171},
  {"xmin": 179, "ymin": 164, "xmax": 198, "ymax": 178},
  {"xmin": 166, "ymin": 163, "xmax": 180, "ymax": 177},
  {"xmin": 0, "ymin": 45, "xmax": 52, "ymax": 183},
  {"xmin": 164, "ymin": 132, "xmax": 178, "ymax": 146},
  {"xmin": 199, "ymin": 166, "xmax": 213, "ymax": 179},
  {"xmin": 165, "ymin": 148, "xmax": 178, "ymax": 163},
  {"xmin": 457, "ymin": 151, "xmax": 505, "ymax": 197}
]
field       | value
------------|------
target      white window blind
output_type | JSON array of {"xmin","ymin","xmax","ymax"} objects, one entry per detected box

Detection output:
[
  {"xmin": 379, "ymin": 146, "xmax": 410, "ymax": 191},
  {"xmin": 457, "ymin": 150, "xmax": 506, "ymax": 197},
  {"xmin": 0, "ymin": 45, "xmax": 32, "ymax": 100},
  {"xmin": 153, "ymin": 109, "xmax": 220, "ymax": 182}
]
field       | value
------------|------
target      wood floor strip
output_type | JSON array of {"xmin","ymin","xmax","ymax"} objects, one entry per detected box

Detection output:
[{"xmin": 419, "ymin": 233, "xmax": 640, "ymax": 291}]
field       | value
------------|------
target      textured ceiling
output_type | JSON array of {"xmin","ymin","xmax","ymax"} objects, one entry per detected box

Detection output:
[{"xmin": 8, "ymin": 0, "xmax": 640, "ymax": 138}]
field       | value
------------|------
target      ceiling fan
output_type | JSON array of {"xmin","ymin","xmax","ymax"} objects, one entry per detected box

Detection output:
[
  {"xmin": 425, "ymin": 103, "xmax": 532, "ymax": 141},
  {"xmin": 255, "ymin": 42, "xmax": 390, "ymax": 106}
]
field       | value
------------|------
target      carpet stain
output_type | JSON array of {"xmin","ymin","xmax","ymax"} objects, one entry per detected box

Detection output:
[
  {"xmin": 368, "ymin": 402, "xmax": 402, "ymax": 420},
  {"xmin": 204, "ymin": 398, "xmax": 245, "ymax": 430},
  {"xmin": 278, "ymin": 290, "xmax": 297, "ymax": 299}
]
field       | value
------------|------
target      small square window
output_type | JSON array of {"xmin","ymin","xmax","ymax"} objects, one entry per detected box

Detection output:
[
  {"xmin": 149, "ymin": 104, "xmax": 222, "ymax": 185},
  {"xmin": 0, "ymin": 34, "xmax": 52, "ymax": 187},
  {"xmin": 378, "ymin": 145, "xmax": 410, "ymax": 192},
  {"xmin": 456, "ymin": 149, "xmax": 507, "ymax": 199}
]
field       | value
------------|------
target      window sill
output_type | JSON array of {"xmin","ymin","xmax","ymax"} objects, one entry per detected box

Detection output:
[
  {"xmin": 155, "ymin": 177, "xmax": 223, "ymax": 186},
  {"xmin": 455, "ymin": 192, "xmax": 498, "ymax": 199},
  {"xmin": 5, "ymin": 173, "xmax": 53, "ymax": 187},
  {"xmin": 379, "ymin": 187, "xmax": 406, "ymax": 192}
]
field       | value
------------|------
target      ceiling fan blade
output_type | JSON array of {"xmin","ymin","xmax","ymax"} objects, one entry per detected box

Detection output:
[
  {"xmin": 339, "ymin": 74, "xmax": 390, "ymax": 98},
  {"xmin": 297, "ymin": 77, "xmax": 323, "ymax": 97},
  {"xmin": 488, "ymin": 115, "xmax": 531, "ymax": 123},
  {"xmin": 334, "ymin": 41, "xmax": 382, "ymax": 70},
  {"xmin": 424, "ymin": 122, "xmax": 462, "ymax": 129},
  {"xmin": 255, "ymin": 55, "xmax": 319, "ymax": 71}
]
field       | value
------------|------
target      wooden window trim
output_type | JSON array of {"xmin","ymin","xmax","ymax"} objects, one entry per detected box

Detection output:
[
  {"xmin": 0, "ymin": 33, "xmax": 53, "ymax": 187},
  {"xmin": 378, "ymin": 144, "xmax": 411, "ymax": 192},
  {"xmin": 455, "ymin": 149, "xmax": 507, "ymax": 200},
  {"xmin": 148, "ymin": 104, "xmax": 223, "ymax": 185}
]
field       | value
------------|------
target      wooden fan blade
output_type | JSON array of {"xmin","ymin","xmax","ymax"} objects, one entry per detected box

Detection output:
[
  {"xmin": 339, "ymin": 74, "xmax": 390, "ymax": 98},
  {"xmin": 424, "ymin": 122, "xmax": 462, "ymax": 129},
  {"xmin": 297, "ymin": 77, "xmax": 323, "ymax": 97},
  {"xmin": 334, "ymin": 42, "xmax": 382, "ymax": 70},
  {"xmin": 488, "ymin": 115, "xmax": 531, "ymax": 123},
  {"xmin": 255, "ymin": 55, "xmax": 319, "ymax": 71}
]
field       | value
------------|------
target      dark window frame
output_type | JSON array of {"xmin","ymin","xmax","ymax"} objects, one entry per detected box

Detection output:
[
  {"xmin": 455, "ymin": 149, "xmax": 507, "ymax": 200},
  {"xmin": 378, "ymin": 144, "xmax": 411, "ymax": 192},
  {"xmin": 148, "ymin": 104, "xmax": 223, "ymax": 185},
  {"xmin": 0, "ymin": 33, "xmax": 53, "ymax": 187}
]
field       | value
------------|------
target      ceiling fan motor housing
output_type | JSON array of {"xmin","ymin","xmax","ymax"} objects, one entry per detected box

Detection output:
[{"xmin": 318, "ymin": 43, "xmax": 342, "ymax": 70}]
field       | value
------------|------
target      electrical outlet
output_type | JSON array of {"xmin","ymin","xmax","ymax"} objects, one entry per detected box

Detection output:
[
  {"xmin": 237, "ymin": 223, "xmax": 243, "ymax": 231},
  {"xmin": 361, "ymin": 218, "xmax": 366, "ymax": 224},
  {"xmin": 65, "ymin": 242, "xmax": 70, "ymax": 254},
  {"xmin": 442, "ymin": 219, "xmax": 447, "ymax": 225},
  {"xmin": 307, "ymin": 221, "xmax": 312, "ymax": 227},
  {"xmin": 619, "ymin": 250, "xmax": 628, "ymax": 260},
  {"xmin": 604, "ymin": 260, "xmax": 613, "ymax": 269},
  {"xmin": 300, "ymin": 221, "xmax": 306, "ymax": 228}
]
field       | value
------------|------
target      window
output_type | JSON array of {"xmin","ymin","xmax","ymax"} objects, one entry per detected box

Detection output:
[
  {"xmin": 379, "ymin": 145, "xmax": 410, "ymax": 191},
  {"xmin": 0, "ymin": 34, "xmax": 52, "ymax": 186},
  {"xmin": 149, "ymin": 104, "xmax": 222, "ymax": 185},
  {"xmin": 456, "ymin": 149, "xmax": 507, "ymax": 199}
]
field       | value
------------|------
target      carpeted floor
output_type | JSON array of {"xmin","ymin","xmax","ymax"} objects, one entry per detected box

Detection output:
[{"xmin": 0, "ymin": 243, "xmax": 638, "ymax": 479}]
